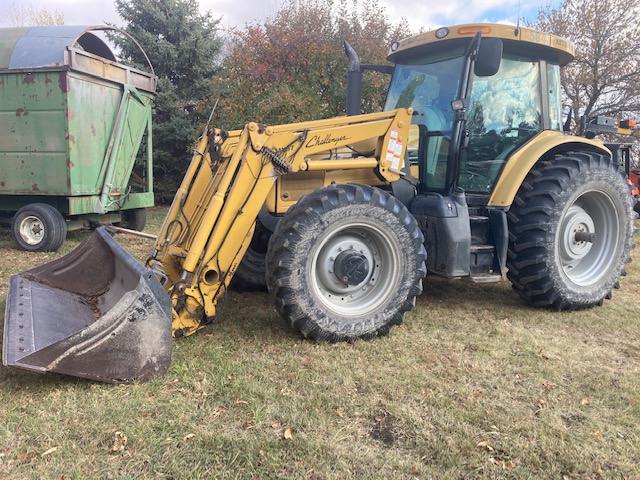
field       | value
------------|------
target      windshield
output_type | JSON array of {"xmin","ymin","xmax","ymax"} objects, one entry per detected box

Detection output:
[
  {"xmin": 385, "ymin": 50, "xmax": 545, "ymax": 194},
  {"xmin": 384, "ymin": 52, "xmax": 464, "ymax": 190},
  {"xmin": 459, "ymin": 55, "xmax": 542, "ymax": 193}
]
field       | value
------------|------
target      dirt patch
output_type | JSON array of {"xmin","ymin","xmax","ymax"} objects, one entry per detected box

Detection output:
[{"xmin": 369, "ymin": 413, "xmax": 397, "ymax": 448}]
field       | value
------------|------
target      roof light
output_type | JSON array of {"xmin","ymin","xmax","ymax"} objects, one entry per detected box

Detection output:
[
  {"xmin": 435, "ymin": 27, "xmax": 449, "ymax": 39},
  {"xmin": 458, "ymin": 26, "xmax": 492, "ymax": 36}
]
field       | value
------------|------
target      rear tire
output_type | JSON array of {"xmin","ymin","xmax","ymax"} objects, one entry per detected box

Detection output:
[
  {"xmin": 118, "ymin": 208, "xmax": 147, "ymax": 231},
  {"xmin": 12, "ymin": 203, "xmax": 67, "ymax": 252},
  {"xmin": 230, "ymin": 221, "xmax": 270, "ymax": 292},
  {"xmin": 507, "ymin": 152, "xmax": 635, "ymax": 309},
  {"xmin": 266, "ymin": 184, "xmax": 426, "ymax": 342}
]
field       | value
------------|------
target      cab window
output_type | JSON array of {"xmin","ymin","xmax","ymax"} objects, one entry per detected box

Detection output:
[{"xmin": 459, "ymin": 55, "xmax": 542, "ymax": 194}]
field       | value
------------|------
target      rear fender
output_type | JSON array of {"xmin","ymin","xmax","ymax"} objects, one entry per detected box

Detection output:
[{"xmin": 488, "ymin": 132, "xmax": 611, "ymax": 207}]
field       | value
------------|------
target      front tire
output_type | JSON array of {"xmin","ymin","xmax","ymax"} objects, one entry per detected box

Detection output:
[
  {"xmin": 266, "ymin": 184, "xmax": 427, "ymax": 342},
  {"xmin": 507, "ymin": 152, "xmax": 635, "ymax": 310},
  {"xmin": 12, "ymin": 203, "xmax": 67, "ymax": 252}
]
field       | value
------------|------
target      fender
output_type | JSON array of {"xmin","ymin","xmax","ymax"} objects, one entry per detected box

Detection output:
[{"xmin": 488, "ymin": 131, "xmax": 611, "ymax": 207}]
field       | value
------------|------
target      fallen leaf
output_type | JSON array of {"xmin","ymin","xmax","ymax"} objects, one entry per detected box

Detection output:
[
  {"xmin": 468, "ymin": 390, "xmax": 484, "ymax": 400},
  {"xmin": 283, "ymin": 427, "xmax": 294, "ymax": 440},
  {"xmin": 17, "ymin": 452, "xmax": 34, "ymax": 464},
  {"xmin": 210, "ymin": 407, "xmax": 227, "ymax": 419},
  {"xmin": 41, "ymin": 447, "xmax": 58, "ymax": 457},
  {"xmin": 581, "ymin": 397, "xmax": 591, "ymax": 405},
  {"xmin": 490, "ymin": 458, "xmax": 515, "ymax": 469},
  {"xmin": 271, "ymin": 422, "xmax": 282, "ymax": 430},
  {"xmin": 477, "ymin": 440, "xmax": 494, "ymax": 451},
  {"xmin": 111, "ymin": 431, "xmax": 127, "ymax": 452}
]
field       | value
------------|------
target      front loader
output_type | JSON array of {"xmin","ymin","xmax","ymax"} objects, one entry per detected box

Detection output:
[{"xmin": 3, "ymin": 23, "xmax": 636, "ymax": 383}]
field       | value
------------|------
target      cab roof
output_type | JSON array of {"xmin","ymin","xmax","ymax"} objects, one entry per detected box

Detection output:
[{"xmin": 387, "ymin": 23, "xmax": 575, "ymax": 67}]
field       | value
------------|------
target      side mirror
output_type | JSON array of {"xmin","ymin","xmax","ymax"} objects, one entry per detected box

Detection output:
[{"xmin": 475, "ymin": 38, "xmax": 502, "ymax": 77}]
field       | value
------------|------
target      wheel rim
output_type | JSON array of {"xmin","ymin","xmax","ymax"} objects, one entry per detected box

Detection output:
[
  {"xmin": 558, "ymin": 190, "xmax": 620, "ymax": 286},
  {"xmin": 19, "ymin": 215, "xmax": 45, "ymax": 245},
  {"xmin": 311, "ymin": 221, "xmax": 400, "ymax": 315}
]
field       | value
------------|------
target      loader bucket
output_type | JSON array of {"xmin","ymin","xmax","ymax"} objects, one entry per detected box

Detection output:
[{"xmin": 2, "ymin": 227, "xmax": 172, "ymax": 383}]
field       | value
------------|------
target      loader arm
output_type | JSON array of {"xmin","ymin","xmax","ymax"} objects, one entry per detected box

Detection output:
[{"xmin": 148, "ymin": 108, "xmax": 414, "ymax": 337}]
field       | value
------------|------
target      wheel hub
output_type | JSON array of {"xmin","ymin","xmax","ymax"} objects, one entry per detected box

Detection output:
[
  {"xmin": 333, "ymin": 250, "xmax": 370, "ymax": 286},
  {"xmin": 560, "ymin": 205, "xmax": 595, "ymax": 265},
  {"xmin": 20, "ymin": 216, "xmax": 45, "ymax": 245},
  {"xmin": 316, "ymin": 233, "xmax": 375, "ymax": 296}
]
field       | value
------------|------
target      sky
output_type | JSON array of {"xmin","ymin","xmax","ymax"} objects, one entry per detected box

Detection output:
[{"xmin": 0, "ymin": 0, "xmax": 557, "ymax": 33}]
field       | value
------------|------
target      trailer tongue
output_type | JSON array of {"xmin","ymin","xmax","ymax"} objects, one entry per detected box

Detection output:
[{"xmin": 2, "ymin": 227, "xmax": 172, "ymax": 383}]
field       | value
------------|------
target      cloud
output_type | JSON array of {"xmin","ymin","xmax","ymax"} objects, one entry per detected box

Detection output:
[{"xmin": 0, "ymin": 0, "xmax": 555, "ymax": 30}]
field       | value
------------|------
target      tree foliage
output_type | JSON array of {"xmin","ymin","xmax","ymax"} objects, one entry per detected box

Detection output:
[
  {"xmin": 216, "ymin": 0, "xmax": 412, "ymax": 129},
  {"xmin": 113, "ymin": 0, "xmax": 223, "ymax": 201},
  {"xmin": 529, "ymin": 0, "xmax": 640, "ymax": 137},
  {"xmin": 8, "ymin": 4, "xmax": 64, "ymax": 26}
]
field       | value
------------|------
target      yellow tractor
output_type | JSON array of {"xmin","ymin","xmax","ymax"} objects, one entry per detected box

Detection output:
[{"xmin": 3, "ymin": 24, "xmax": 636, "ymax": 383}]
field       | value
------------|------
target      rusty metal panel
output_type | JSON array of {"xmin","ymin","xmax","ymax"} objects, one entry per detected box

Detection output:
[
  {"xmin": 0, "ymin": 25, "xmax": 156, "ymax": 216},
  {"xmin": 0, "ymin": 69, "xmax": 70, "ymax": 194},
  {"xmin": 66, "ymin": 72, "xmax": 125, "ymax": 195}
]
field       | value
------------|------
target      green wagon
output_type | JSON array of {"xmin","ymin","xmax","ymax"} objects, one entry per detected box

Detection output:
[{"xmin": 0, "ymin": 25, "xmax": 156, "ymax": 251}]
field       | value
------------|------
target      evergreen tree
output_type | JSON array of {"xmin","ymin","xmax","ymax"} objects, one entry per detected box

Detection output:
[{"xmin": 113, "ymin": 0, "xmax": 223, "ymax": 201}]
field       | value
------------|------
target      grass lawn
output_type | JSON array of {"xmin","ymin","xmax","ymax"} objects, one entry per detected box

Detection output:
[{"xmin": 0, "ymin": 208, "xmax": 638, "ymax": 479}]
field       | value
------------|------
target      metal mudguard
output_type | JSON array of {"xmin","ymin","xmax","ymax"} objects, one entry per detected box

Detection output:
[{"xmin": 2, "ymin": 227, "xmax": 172, "ymax": 383}]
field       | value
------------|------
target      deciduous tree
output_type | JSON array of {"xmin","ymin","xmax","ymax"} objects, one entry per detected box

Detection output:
[
  {"xmin": 8, "ymin": 4, "xmax": 64, "ymax": 26},
  {"xmin": 216, "ymin": 0, "xmax": 412, "ymax": 129},
  {"xmin": 530, "ymin": 0, "xmax": 640, "ymax": 138}
]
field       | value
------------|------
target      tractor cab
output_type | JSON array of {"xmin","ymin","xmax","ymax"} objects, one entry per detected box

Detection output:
[
  {"xmin": 384, "ymin": 24, "xmax": 574, "ymax": 200},
  {"xmin": 375, "ymin": 24, "xmax": 581, "ymax": 280}
]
